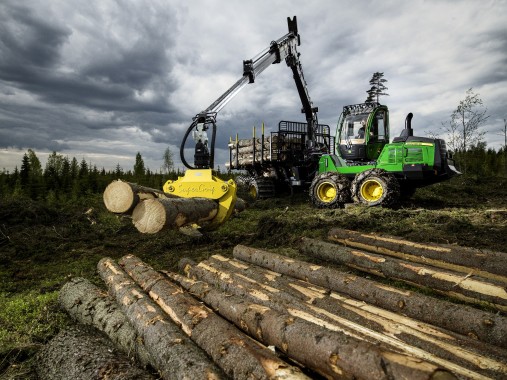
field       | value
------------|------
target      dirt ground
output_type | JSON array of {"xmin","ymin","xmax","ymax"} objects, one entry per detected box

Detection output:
[{"xmin": 1, "ymin": 174, "xmax": 506, "ymax": 378}]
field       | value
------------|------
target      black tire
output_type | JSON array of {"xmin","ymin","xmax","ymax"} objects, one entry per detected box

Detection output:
[
  {"xmin": 250, "ymin": 177, "xmax": 276, "ymax": 200},
  {"xmin": 351, "ymin": 169, "xmax": 400, "ymax": 207},
  {"xmin": 235, "ymin": 175, "xmax": 256, "ymax": 202},
  {"xmin": 310, "ymin": 172, "xmax": 351, "ymax": 208}
]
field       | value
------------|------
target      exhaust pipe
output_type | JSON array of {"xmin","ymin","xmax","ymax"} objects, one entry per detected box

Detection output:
[{"xmin": 405, "ymin": 112, "xmax": 413, "ymax": 137}]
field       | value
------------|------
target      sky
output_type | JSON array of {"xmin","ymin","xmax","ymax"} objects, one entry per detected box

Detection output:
[{"xmin": 1, "ymin": 0, "xmax": 506, "ymax": 173}]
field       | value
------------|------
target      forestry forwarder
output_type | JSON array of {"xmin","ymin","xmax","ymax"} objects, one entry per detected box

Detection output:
[{"xmin": 166, "ymin": 16, "xmax": 459, "ymax": 220}]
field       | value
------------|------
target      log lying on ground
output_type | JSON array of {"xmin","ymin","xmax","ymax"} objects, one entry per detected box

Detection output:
[
  {"xmin": 103, "ymin": 180, "xmax": 172, "ymax": 214},
  {"xmin": 328, "ymin": 228, "xmax": 507, "ymax": 284},
  {"xmin": 188, "ymin": 256, "xmax": 506, "ymax": 380},
  {"xmin": 119, "ymin": 254, "xmax": 308, "ymax": 380},
  {"xmin": 167, "ymin": 271, "xmax": 454, "ymax": 380},
  {"xmin": 97, "ymin": 257, "xmax": 225, "ymax": 380},
  {"xmin": 58, "ymin": 277, "xmax": 152, "ymax": 367},
  {"xmin": 232, "ymin": 245, "xmax": 507, "ymax": 349},
  {"xmin": 131, "ymin": 197, "xmax": 218, "ymax": 234},
  {"xmin": 300, "ymin": 237, "xmax": 507, "ymax": 311},
  {"xmin": 35, "ymin": 324, "xmax": 154, "ymax": 380}
]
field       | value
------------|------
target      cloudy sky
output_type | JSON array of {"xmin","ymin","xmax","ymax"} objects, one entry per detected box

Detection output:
[{"xmin": 1, "ymin": 0, "xmax": 506, "ymax": 172}]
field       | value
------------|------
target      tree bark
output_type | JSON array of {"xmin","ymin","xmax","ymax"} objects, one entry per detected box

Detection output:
[
  {"xmin": 131, "ymin": 197, "xmax": 218, "ymax": 234},
  {"xmin": 118, "ymin": 254, "xmax": 309, "ymax": 380},
  {"xmin": 103, "ymin": 180, "xmax": 171, "ymax": 214},
  {"xmin": 58, "ymin": 277, "xmax": 152, "ymax": 367},
  {"xmin": 232, "ymin": 244, "xmax": 507, "ymax": 349},
  {"xmin": 188, "ymin": 256, "xmax": 506, "ymax": 380},
  {"xmin": 328, "ymin": 228, "xmax": 507, "ymax": 284},
  {"xmin": 97, "ymin": 257, "xmax": 225, "ymax": 380},
  {"xmin": 165, "ymin": 273, "xmax": 455, "ymax": 380},
  {"xmin": 300, "ymin": 237, "xmax": 507, "ymax": 311},
  {"xmin": 35, "ymin": 324, "xmax": 154, "ymax": 380}
]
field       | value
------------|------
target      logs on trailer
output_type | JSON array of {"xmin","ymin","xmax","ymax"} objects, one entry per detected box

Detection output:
[
  {"xmin": 131, "ymin": 197, "xmax": 218, "ymax": 234},
  {"xmin": 166, "ymin": 271, "xmax": 454, "ymax": 380},
  {"xmin": 35, "ymin": 325, "xmax": 154, "ymax": 380},
  {"xmin": 328, "ymin": 228, "xmax": 507, "ymax": 284},
  {"xmin": 103, "ymin": 180, "xmax": 172, "ymax": 214},
  {"xmin": 232, "ymin": 244, "xmax": 507, "ymax": 349},
  {"xmin": 118, "ymin": 254, "xmax": 309, "ymax": 380},
  {"xmin": 58, "ymin": 277, "xmax": 152, "ymax": 368},
  {"xmin": 97, "ymin": 257, "xmax": 226, "ymax": 380},
  {"xmin": 185, "ymin": 256, "xmax": 507, "ymax": 379},
  {"xmin": 300, "ymin": 237, "xmax": 507, "ymax": 311}
]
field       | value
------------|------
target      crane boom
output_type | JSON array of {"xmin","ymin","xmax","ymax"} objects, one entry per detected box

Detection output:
[{"xmin": 180, "ymin": 16, "xmax": 318, "ymax": 169}]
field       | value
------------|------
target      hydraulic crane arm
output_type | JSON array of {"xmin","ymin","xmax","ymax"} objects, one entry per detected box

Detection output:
[{"xmin": 180, "ymin": 16, "xmax": 318, "ymax": 170}]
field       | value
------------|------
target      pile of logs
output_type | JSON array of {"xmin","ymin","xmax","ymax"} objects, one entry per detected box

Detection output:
[
  {"xmin": 35, "ymin": 231, "xmax": 507, "ymax": 379},
  {"xmin": 102, "ymin": 180, "xmax": 245, "ymax": 234},
  {"xmin": 227, "ymin": 135, "xmax": 302, "ymax": 169}
]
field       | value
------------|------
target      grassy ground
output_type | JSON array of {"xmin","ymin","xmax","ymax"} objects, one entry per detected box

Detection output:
[{"xmin": 1, "ymin": 174, "xmax": 506, "ymax": 378}]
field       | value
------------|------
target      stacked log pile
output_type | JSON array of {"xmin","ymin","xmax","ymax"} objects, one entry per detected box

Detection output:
[
  {"xmin": 37, "ymin": 232, "xmax": 507, "ymax": 379},
  {"xmin": 227, "ymin": 136, "xmax": 303, "ymax": 169}
]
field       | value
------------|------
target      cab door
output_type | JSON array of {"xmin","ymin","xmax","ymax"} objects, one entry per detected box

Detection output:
[{"xmin": 366, "ymin": 107, "xmax": 389, "ymax": 161}]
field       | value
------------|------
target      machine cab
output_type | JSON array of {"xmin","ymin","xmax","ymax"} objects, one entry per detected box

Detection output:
[{"xmin": 336, "ymin": 103, "xmax": 389, "ymax": 162}]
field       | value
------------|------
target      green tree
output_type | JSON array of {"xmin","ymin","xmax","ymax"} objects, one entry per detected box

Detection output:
[
  {"xmin": 20, "ymin": 154, "xmax": 30, "ymax": 188},
  {"xmin": 162, "ymin": 147, "xmax": 174, "ymax": 174},
  {"xmin": 44, "ymin": 151, "xmax": 65, "ymax": 192},
  {"xmin": 443, "ymin": 88, "xmax": 489, "ymax": 173},
  {"xmin": 27, "ymin": 149, "xmax": 42, "ymax": 177},
  {"xmin": 365, "ymin": 72, "xmax": 389, "ymax": 103},
  {"xmin": 133, "ymin": 152, "xmax": 146, "ymax": 179}
]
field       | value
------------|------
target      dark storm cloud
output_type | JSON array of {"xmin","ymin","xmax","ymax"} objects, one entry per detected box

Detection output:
[{"xmin": 0, "ymin": 1, "xmax": 183, "ymax": 148}]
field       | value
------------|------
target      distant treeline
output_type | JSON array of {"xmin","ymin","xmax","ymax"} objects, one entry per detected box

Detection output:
[
  {"xmin": 1, "ymin": 145, "xmax": 506, "ymax": 202},
  {"xmin": 0, "ymin": 150, "xmax": 229, "ymax": 203}
]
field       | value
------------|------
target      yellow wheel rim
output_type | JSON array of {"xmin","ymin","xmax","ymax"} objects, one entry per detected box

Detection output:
[
  {"xmin": 249, "ymin": 185, "xmax": 257, "ymax": 199},
  {"xmin": 360, "ymin": 179, "xmax": 383, "ymax": 202},
  {"xmin": 316, "ymin": 182, "xmax": 337, "ymax": 203}
]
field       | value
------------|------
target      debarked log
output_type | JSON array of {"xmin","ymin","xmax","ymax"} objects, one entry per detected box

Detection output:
[
  {"xmin": 131, "ymin": 197, "xmax": 218, "ymax": 234},
  {"xmin": 300, "ymin": 237, "xmax": 507, "ymax": 311},
  {"xmin": 119, "ymin": 254, "xmax": 309, "ymax": 380},
  {"xmin": 203, "ymin": 255, "xmax": 507, "ymax": 379},
  {"xmin": 328, "ymin": 228, "xmax": 507, "ymax": 284},
  {"xmin": 166, "ymin": 271, "xmax": 455, "ymax": 380},
  {"xmin": 97, "ymin": 257, "xmax": 225, "ymax": 380},
  {"xmin": 232, "ymin": 244, "xmax": 507, "ymax": 349},
  {"xmin": 58, "ymin": 277, "xmax": 152, "ymax": 367},
  {"xmin": 103, "ymin": 180, "xmax": 172, "ymax": 214},
  {"xmin": 35, "ymin": 324, "xmax": 154, "ymax": 380}
]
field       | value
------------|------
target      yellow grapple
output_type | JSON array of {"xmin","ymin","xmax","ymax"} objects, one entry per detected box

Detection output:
[{"xmin": 162, "ymin": 169, "xmax": 237, "ymax": 230}]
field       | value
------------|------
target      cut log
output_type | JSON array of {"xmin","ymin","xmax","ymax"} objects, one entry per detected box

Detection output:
[
  {"xmin": 118, "ymin": 254, "xmax": 309, "ymax": 380},
  {"xmin": 103, "ymin": 180, "xmax": 171, "ymax": 214},
  {"xmin": 300, "ymin": 237, "xmax": 507, "ymax": 311},
  {"xmin": 232, "ymin": 244, "xmax": 507, "ymax": 349},
  {"xmin": 328, "ymin": 228, "xmax": 507, "ymax": 284},
  {"xmin": 58, "ymin": 277, "xmax": 152, "ymax": 367},
  {"xmin": 189, "ymin": 257, "xmax": 507, "ymax": 379},
  {"xmin": 35, "ymin": 324, "xmax": 154, "ymax": 380},
  {"xmin": 167, "ymin": 272, "xmax": 453, "ymax": 380},
  {"xmin": 131, "ymin": 197, "xmax": 218, "ymax": 234},
  {"xmin": 97, "ymin": 257, "xmax": 225, "ymax": 380}
]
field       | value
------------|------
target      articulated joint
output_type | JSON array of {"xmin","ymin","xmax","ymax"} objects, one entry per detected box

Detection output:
[{"xmin": 163, "ymin": 169, "xmax": 237, "ymax": 230}]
